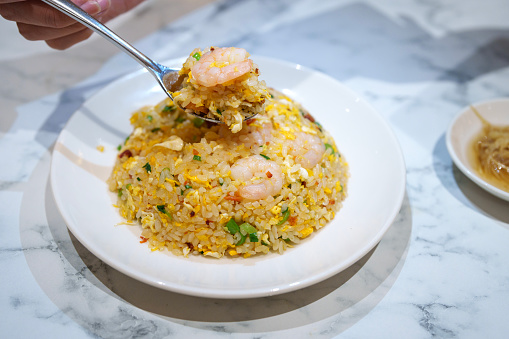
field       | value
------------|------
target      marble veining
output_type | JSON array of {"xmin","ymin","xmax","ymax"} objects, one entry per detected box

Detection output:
[{"xmin": 1, "ymin": 0, "xmax": 509, "ymax": 338}]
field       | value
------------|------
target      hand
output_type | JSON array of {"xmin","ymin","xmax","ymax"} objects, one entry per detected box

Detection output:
[{"xmin": 0, "ymin": 0, "xmax": 145, "ymax": 50}]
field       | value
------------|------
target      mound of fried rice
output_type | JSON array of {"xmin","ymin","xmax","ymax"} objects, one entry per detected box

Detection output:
[
  {"xmin": 108, "ymin": 89, "xmax": 348, "ymax": 258},
  {"xmin": 172, "ymin": 47, "xmax": 268, "ymax": 133}
]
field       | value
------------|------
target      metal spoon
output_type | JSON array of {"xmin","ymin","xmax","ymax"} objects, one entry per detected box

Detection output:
[{"xmin": 42, "ymin": 0, "xmax": 244, "ymax": 123}]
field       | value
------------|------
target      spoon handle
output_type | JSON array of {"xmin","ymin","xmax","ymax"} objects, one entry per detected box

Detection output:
[{"xmin": 42, "ymin": 0, "xmax": 164, "ymax": 74}]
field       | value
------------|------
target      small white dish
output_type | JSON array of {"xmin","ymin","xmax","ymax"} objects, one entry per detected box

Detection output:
[
  {"xmin": 51, "ymin": 56, "xmax": 406, "ymax": 298},
  {"xmin": 446, "ymin": 98, "xmax": 509, "ymax": 202}
]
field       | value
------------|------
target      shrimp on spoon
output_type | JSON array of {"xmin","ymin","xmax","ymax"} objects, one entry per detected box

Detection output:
[{"xmin": 173, "ymin": 46, "xmax": 269, "ymax": 133}]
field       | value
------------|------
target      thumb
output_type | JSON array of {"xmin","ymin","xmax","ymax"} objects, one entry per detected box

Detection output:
[{"xmin": 78, "ymin": 0, "xmax": 111, "ymax": 16}]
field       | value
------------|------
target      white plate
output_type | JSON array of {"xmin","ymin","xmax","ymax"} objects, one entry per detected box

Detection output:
[
  {"xmin": 51, "ymin": 56, "xmax": 406, "ymax": 298},
  {"xmin": 446, "ymin": 98, "xmax": 509, "ymax": 202}
]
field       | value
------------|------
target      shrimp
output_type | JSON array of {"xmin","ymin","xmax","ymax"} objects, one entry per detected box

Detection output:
[
  {"xmin": 230, "ymin": 155, "xmax": 283, "ymax": 200},
  {"xmin": 246, "ymin": 122, "xmax": 273, "ymax": 147},
  {"xmin": 218, "ymin": 121, "xmax": 273, "ymax": 149},
  {"xmin": 192, "ymin": 47, "xmax": 253, "ymax": 87},
  {"xmin": 288, "ymin": 132, "xmax": 325, "ymax": 169},
  {"xmin": 238, "ymin": 122, "xmax": 273, "ymax": 148}
]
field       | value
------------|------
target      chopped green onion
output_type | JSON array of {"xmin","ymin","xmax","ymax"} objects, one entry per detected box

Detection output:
[
  {"xmin": 175, "ymin": 116, "xmax": 186, "ymax": 123},
  {"xmin": 124, "ymin": 136, "xmax": 130, "ymax": 145},
  {"xmin": 126, "ymin": 184, "xmax": 131, "ymax": 189},
  {"xmin": 261, "ymin": 241, "xmax": 270, "ymax": 246},
  {"xmin": 142, "ymin": 162, "xmax": 151, "ymax": 173},
  {"xmin": 216, "ymin": 109, "xmax": 222, "ymax": 115},
  {"xmin": 226, "ymin": 219, "xmax": 257, "ymax": 245},
  {"xmin": 117, "ymin": 145, "xmax": 121, "ymax": 151},
  {"xmin": 151, "ymin": 127, "xmax": 161, "ymax": 132},
  {"xmin": 236, "ymin": 233, "xmax": 247, "ymax": 246},
  {"xmin": 218, "ymin": 178, "xmax": 224, "ymax": 186},
  {"xmin": 239, "ymin": 223, "xmax": 258, "ymax": 243},
  {"xmin": 147, "ymin": 115, "xmax": 153, "ymax": 122},
  {"xmin": 193, "ymin": 155, "xmax": 201, "ymax": 161},
  {"xmin": 277, "ymin": 208, "xmax": 290, "ymax": 225},
  {"xmin": 239, "ymin": 223, "xmax": 257, "ymax": 235},
  {"xmin": 226, "ymin": 218, "xmax": 240, "ymax": 235},
  {"xmin": 193, "ymin": 118, "xmax": 205, "ymax": 127},
  {"xmin": 325, "ymin": 143, "xmax": 335, "ymax": 155},
  {"xmin": 184, "ymin": 184, "xmax": 192, "ymax": 189},
  {"xmin": 260, "ymin": 154, "xmax": 270, "ymax": 160},
  {"xmin": 278, "ymin": 236, "xmax": 291, "ymax": 243},
  {"xmin": 192, "ymin": 52, "xmax": 201, "ymax": 61},
  {"xmin": 156, "ymin": 204, "xmax": 172, "ymax": 219},
  {"xmin": 137, "ymin": 177, "xmax": 141, "ymax": 182},
  {"xmin": 163, "ymin": 105, "xmax": 176, "ymax": 112},
  {"xmin": 117, "ymin": 189, "xmax": 122, "ymax": 197}
]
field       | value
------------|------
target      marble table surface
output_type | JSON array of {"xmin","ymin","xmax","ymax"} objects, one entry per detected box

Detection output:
[{"xmin": 1, "ymin": 0, "xmax": 509, "ymax": 338}]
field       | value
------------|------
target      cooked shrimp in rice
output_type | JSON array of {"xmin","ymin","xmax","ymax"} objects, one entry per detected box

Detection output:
[
  {"xmin": 172, "ymin": 46, "xmax": 269, "ymax": 133},
  {"xmin": 288, "ymin": 131, "xmax": 326, "ymax": 169},
  {"xmin": 231, "ymin": 155, "xmax": 284, "ymax": 200},
  {"xmin": 220, "ymin": 119, "xmax": 273, "ymax": 150}
]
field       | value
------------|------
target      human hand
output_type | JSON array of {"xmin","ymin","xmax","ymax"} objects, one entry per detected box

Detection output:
[{"xmin": 0, "ymin": 0, "xmax": 145, "ymax": 50}]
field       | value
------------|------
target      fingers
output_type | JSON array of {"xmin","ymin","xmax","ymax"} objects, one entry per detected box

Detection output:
[
  {"xmin": 17, "ymin": 21, "xmax": 88, "ymax": 41},
  {"xmin": 0, "ymin": 0, "xmax": 142, "ymax": 50},
  {"xmin": 0, "ymin": 0, "xmax": 100, "ymax": 27},
  {"xmin": 45, "ymin": 27, "xmax": 94, "ymax": 50},
  {"xmin": 86, "ymin": 0, "xmax": 143, "ymax": 24},
  {"xmin": 0, "ymin": 0, "xmax": 110, "ymax": 48}
]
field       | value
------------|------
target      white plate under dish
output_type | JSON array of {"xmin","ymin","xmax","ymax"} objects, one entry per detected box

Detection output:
[
  {"xmin": 51, "ymin": 56, "xmax": 406, "ymax": 298},
  {"xmin": 446, "ymin": 98, "xmax": 509, "ymax": 202}
]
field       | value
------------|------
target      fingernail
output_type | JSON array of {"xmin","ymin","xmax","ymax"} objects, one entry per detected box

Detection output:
[
  {"xmin": 80, "ymin": 1, "xmax": 100, "ymax": 15},
  {"xmin": 80, "ymin": 0, "xmax": 110, "ymax": 15},
  {"xmin": 95, "ymin": 0, "xmax": 111, "ymax": 14}
]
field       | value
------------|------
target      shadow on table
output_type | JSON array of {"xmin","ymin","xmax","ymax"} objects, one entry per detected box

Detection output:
[
  {"xmin": 42, "ymin": 176, "xmax": 412, "ymax": 333},
  {"xmin": 433, "ymin": 133, "xmax": 509, "ymax": 225}
]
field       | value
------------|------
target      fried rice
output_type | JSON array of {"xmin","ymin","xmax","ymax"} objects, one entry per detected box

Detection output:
[{"xmin": 108, "ymin": 89, "xmax": 348, "ymax": 258}]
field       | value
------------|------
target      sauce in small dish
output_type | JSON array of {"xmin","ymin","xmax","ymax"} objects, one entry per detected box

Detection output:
[
  {"xmin": 468, "ymin": 106, "xmax": 509, "ymax": 193},
  {"xmin": 446, "ymin": 98, "xmax": 509, "ymax": 202}
]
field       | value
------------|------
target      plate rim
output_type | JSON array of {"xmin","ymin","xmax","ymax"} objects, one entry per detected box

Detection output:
[{"xmin": 50, "ymin": 55, "xmax": 407, "ymax": 298}]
